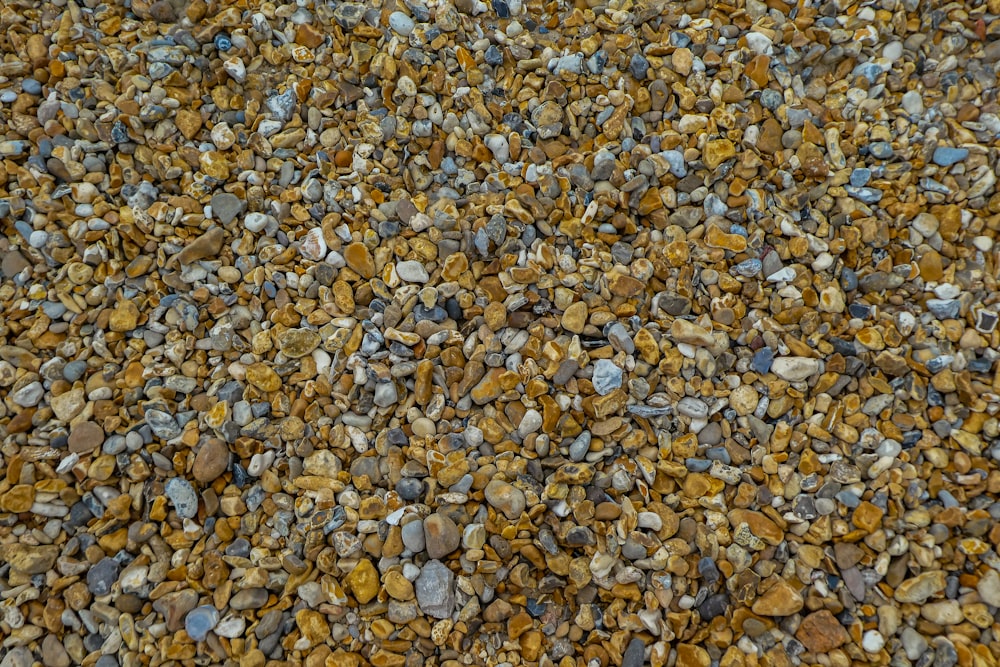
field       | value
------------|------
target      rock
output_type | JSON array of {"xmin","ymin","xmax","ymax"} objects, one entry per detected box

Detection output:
[
  {"xmin": 770, "ymin": 357, "xmax": 821, "ymax": 381},
  {"xmin": 87, "ymin": 557, "xmax": 120, "ymax": 596},
  {"xmin": 396, "ymin": 260, "xmax": 430, "ymax": 283},
  {"xmin": 193, "ymin": 439, "xmax": 229, "ymax": 483},
  {"xmin": 977, "ymin": 569, "xmax": 1000, "ymax": 606},
  {"xmin": 423, "ymin": 512, "xmax": 461, "ymax": 558},
  {"xmin": 278, "ymin": 328, "xmax": 321, "ymax": 358},
  {"xmin": 415, "ymin": 560, "xmax": 455, "ymax": 619},
  {"xmin": 164, "ymin": 477, "xmax": 199, "ymax": 519},
  {"xmin": 185, "ymin": 605, "xmax": 219, "ymax": 641},
  {"xmin": 1, "ymin": 543, "xmax": 59, "ymax": 575},
  {"xmin": 622, "ymin": 638, "xmax": 645, "ymax": 667},
  {"xmin": 894, "ymin": 570, "xmax": 946, "ymax": 603},
  {"xmin": 484, "ymin": 480, "xmax": 526, "ymax": 519},
  {"xmin": 68, "ymin": 421, "xmax": 105, "ymax": 453},
  {"xmin": 345, "ymin": 559, "xmax": 379, "ymax": 604},
  {"xmin": 211, "ymin": 193, "xmax": 242, "ymax": 224},
  {"xmin": 751, "ymin": 579, "xmax": 803, "ymax": 616},
  {"xmin": 932, "ymin": 147, "xmax": 969, "ymax": 166},
  {"xmin": 230, "ymin": 588, "xmax": 269, "ymax": 610},
  {"xmin": 795, "ymin": 610, "xmax": 849, "ymax": 652},
  {"xmin": 591, "ymin": 359, "xmax": 623, "ymax": 395}
]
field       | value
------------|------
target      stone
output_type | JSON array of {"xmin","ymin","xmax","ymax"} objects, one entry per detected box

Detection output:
[
  {"xmin": 751, "ymin": 579, "xmax": 803, "ymax": 616},
  {"xmin": 795, "ymin": 610, "xmax": 850, "ymax": 652},
  {"xmin": 423, "ymin": 512, "xmax": 461, "ymax": 558},
  {"xmin": 185, "ymin": 605, "xmax": 219, "ymax": 641},
  {"xmin": 894, "ymin": 570, "xmax": 946, "ymax": 603},
  {"xmin": 68, "ymin": 421, "xmax": 105, "ymax": 453},
  {"xmin": 561, "ymin": 302, "xmax": 588, "ymax": 333},
  {"xmin": 977, "ymin": 569, "xmax": 1000, "ymax": 606},
  {"xmin": 211, "ymin": 193, "xmax": 242, "ymax": 224},
  {"xmin": 164, "ymin": 477, "xmax": 199, "ymax": 519},
  {"xmin": 484, "ymin": 480, "xmax": 526, "ymax": 519},
  {"xmin": 415, "ymin": 560, "xmax": 455, "ymax": 619},
  {"xmin": 193, "ymin": 439, "xmax": 229, "ymax": 483},
  {"xmin": 345, "ymin": 559, "xmax": 379, "ymax": 604},
  {"xmin": 771, "ymin": 357, "xmax": 821, "ymax": 381},
  {"xmin": 87, "ymin": 557, "xmax": 120, "ymax": 596}
]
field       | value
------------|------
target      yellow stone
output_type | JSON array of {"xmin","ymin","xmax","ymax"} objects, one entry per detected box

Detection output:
[
  {"xmin": 199, "ymin": 151, "xmax": 230, "ymax": 180},
  {"xmin": 382, "ymin": 571, "xmax": 413, "ymax": 600},
  {"xmin": 0, "ymin": 485, "xmax": 35, "ymax": 513},
  {"xmin": 751, "ymin": 579, "xmax": 804, "ymax": 616},
  {"xmin": 295, "ymin": 609, "xmax": 330, "ymax": 647},
  {"xmin": 245, "ymin": 363, "xmax": 281, "ymax": 392},
  {"xmin": 345, "ymin": 559, "xmax": 379, "ymax": 604},
  {"xmin": 633, "ymin": 328, "xmax": 659, "ymax": 364},
  {"xmin": 705, "ymin": 225, "xmax": 747, "ymax": 252},
  {"xmin": 109, "ymin": 301, "xmax": 140, "ymax": 332},
  {"xmin": 703, "ymin": 139, "xmax": 736, "ymax": 169},
  {"xmin": 561, "ymin": 302, "xmax": 588, "ymax": 334}
]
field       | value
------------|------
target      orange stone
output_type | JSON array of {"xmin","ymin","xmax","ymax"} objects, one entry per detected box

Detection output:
[
  {"xmin": 746, "ymin": 55, "xmax": 771, "ymax": 88},
  {"xmin": 852, "ymin": 501, "xmax": 884, "ymax": 533},
  {"xmin": 795, "ymin": 610, "xmax": 849, "ymax": 653}
]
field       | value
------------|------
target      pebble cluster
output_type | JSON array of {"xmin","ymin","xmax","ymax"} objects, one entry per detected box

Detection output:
[{"xmin": 2, "ymin": 0, "xmax": 1000, "ymax": 666}]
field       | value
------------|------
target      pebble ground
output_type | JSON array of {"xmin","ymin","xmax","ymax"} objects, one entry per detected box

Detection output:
[{"xmin": 2, "ymin": 0, "xmax": 1000, "ymax": 666}]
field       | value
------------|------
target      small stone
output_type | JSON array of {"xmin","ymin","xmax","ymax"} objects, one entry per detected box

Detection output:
[
  {"xmin": 69, "ymin": 421, "xmax": 105, "ymax": 453},
  {"xmin": 185, "ymin": 606, "xmax": 219, "ymax": 641},
  {"xmin": 396, "ymin": 260, "xmax": 430, "ymax": 283},
  {"xmin": 86, "ymin": 557, "xmax": 120, "ymax": 596},
  {"xmin": 164, "ymin": 477, "xmax": 199, "ymax": 519},
  {"xmin": 795, "ymin": 610, "xmax": 850, "ymax": 652},
  {"xmin": 751, "ymin": 579, "xmax": 803, "ymax": 616},
  {"xmin": 861, "ymin": 630, "xmax": 884, "ymax": 653},
  {"xmin": 591, "ymin": 359, "xmax": 623, "ymax": 396},
  {"xmin": 345, "ymin": 559, "xmax": 379, "ymax": 604},
  {"xmin": 415, "ymin": 560, "xmax": 455, "ymax": 619},
  {"xmin": 932, "ymin": 147, "xmax": 969, "ymax": 167},
  {"xmin": 210, "ymin": 193, "xmax": 242, "ymax": 224},
  {"xmin": 193, "ymin": 439, "xmax": 229, "ymax": 483},
  {"xmin": 770, "ymin": 357, "xmax": 821, "ymax": 382},
  {"xmin": 622, "ymin": 638, "xmax": 645, "ymax": 667},
  {"xmin": 423, "ymin": 512, "xmax": 461, "ymax": 558},
  {"xmin": 894, "ymin": 570, "xmax": 946, "ymax": 603},
  {"xmin": 484, "ymin": 480, "xmax": 526, "ymax": 520}
]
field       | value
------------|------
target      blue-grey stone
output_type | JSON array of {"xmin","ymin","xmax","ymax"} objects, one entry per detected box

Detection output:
[
  {"xmin": 591, "ymin": 359, "xmax": 623, "ymax": 396},
  {"xmin": 484, "ymin": 45, "xmax": 503, "ymax": 66},
  {"xmin": 932, "ymin": 147, "xmax": 968, "ymax": 167},
  {"xmin": 685, "ymin": 458, "xmax": 713, "ymax": 472},
  {"xmin": 845, "ymin": 186, "xmax": 883, "ymax": 204},
  {"xmin": 927, "ymin": 299, "xmax": 961, "ymax": 320},
  {"xmin": 850, "ymin": 168, "xmax": 872, "ymax": 187},
  {"xmin": 164, "ymin": 477, "xmax": 199, "ymax": 519},
  {"xmin": 396, "ymin": 478, "xmax": 424, "ymax": 500},
  {"xmin": 760, "ymin": 89, "xmax": 782, "ymax": 110},
  {"xmin": 63, "ymin": 360, "xmax": 88, "ymax": 382},
  {"xmin": 751, "ymin": 347, "xmax": 774, "ymax": 374},
  {"xmin": 661, "ymin": 150, "xmax": 686, "ymax": 178},
  {"xmin": 630, "ymin": 53, "xmax": 649, "ymax": 79},
  {"xmin": 185, "ymin": 605, "xmax": 219, "ymax": 641},
  {"xmin": 840, "ymin": 267, "xmax": 858, "ymax": 291},
  {"xmin": 852, "ymin": 61, "xmax": 883, "ymax": 83},
  {"xmin": 868, "ymin": 141, "xmax": 893, "ymax": 159},
  {"xmin": 925, "ymin": 355, "xmax": 954, "ymax": 373},
  {"xmin": 415, "ymin": 560, "xmax": 455, "ymax": 619},
  {"xmin": 732, "ymin": 258, "xmax": 762, "ymax": 277},
  {"xmin": 622, "ymin": 638, "xmax": 645, "ymax": 667},
  {"xmin": 569, "ymin": 432, "xmax": 591, "ymax": 462},
  {"xmin": 87, "ymin": 557, "xmax": 120, "ymax": 596}
]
